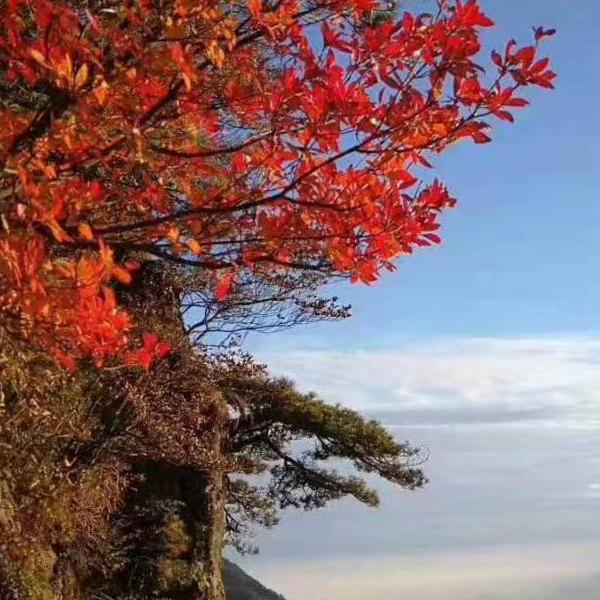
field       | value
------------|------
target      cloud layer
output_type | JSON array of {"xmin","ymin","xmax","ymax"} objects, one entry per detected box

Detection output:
[
  {"xmin": 257, "ymin": 336, "xmax": 600, "ymax": 427},
  {"xmin": 237, "ymin": 337, "xmax": 600, "ymax": 600},
  {"xmin": 251, "ymin": 541, "xmax": 600, "ymax": 600}
]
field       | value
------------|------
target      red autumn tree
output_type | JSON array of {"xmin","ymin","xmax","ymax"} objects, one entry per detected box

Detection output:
[{"xmin": 0, "ymin": 0, "xmax": 555, "ymax": 366}]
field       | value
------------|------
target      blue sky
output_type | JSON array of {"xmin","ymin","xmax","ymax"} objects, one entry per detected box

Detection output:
[
  {"xmin": 245, "ymin": 0, "xmax": 600, "ymax": 350},
  {"xmin": 234, "ymin": 3, "xmax": 600, "ymax": 599}
]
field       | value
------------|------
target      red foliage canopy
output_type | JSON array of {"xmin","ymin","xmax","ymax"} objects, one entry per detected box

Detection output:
[{"xmin": 0, "ymin": 0, "xmax": 555, "ymax": 366}]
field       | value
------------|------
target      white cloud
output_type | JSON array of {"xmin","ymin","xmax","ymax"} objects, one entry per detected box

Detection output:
[{"xmin": 256, "ymin": 337, "xmax": 600, "ymax": 427}]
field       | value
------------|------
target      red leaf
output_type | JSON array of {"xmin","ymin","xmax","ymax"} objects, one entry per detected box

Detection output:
[
  {"xmin": 125, "ymin": 333, "xmax": 167, "ymax": 371},
  {"xmin": 472, "ymin": 130, "xmax": 491, "ymax": 144},
  {"xmin": 156, "ymin": 342, "xmax": 171, "ymax": 358},
  {"xmin": 531, "ymin": 57, "xmax": 550, "ymax": 73},
  {"xmin": 171, "ymin": 42, "xmax": 184, "ymax": 63},
  {"xmin": 246, "ymin": 0, "xmax": 262, "ymax": 21},
  {"xmin": 505, "ymin": 97, "xmax": 529, "ymax": 107},
  {"xmin": 215, "ymin": 272, "xmax": 234, "ymax": 301},
  {"xmin": 55, "ymin": 350, "xmax": 76, "ymax": 371},
  {"xmin": 402, "ymin": 12, "xmax": 414, "ymax": 32},
  {"xmin": 515, "ymin": 46, "xmax": 535, "ymax": 66},
  {"xmin": 89, "ymin": 181, "xmax": 103, "ymax": 201},
  {"xmin": 494, "ymin": 110, "xmax": 514, "ymax": 123},
  {"xmin": 142, "ymin": 333, "xmax": 158, "ymax": 349},
  {"xmin": 423, "ymin": 233, "xmax": 442, "ymax": 244}
]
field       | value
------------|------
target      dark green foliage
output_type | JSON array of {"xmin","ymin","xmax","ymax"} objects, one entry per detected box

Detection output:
[{"xmin": 216, "ymin": 355, "xmax": 426, "ymax": 553}]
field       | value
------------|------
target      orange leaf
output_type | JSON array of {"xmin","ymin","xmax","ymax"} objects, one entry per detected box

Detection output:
[
  {"xmin": 112, "ymin": 266, "xmax": 132, "ymax": 285},
  {"xmin": 99, "ymin": 240, "xmax": 113, "ymax": 267},
  {"xmin": 186, "ymin": 239, "xmax": 201, "ymax": 255},
  {"xmin": 78, "ymin": 223, "xmax": 94, "ymax": 242},
  {"xmin": 74, "ymin": 64, "xmax": 89, "ymax": 90},
  {"xmin": 246, "ymin": 0, "xmax": 262, "ymax": 21},
  {"xmin": 102, "ymin": 286, "xmax": 117, "ymax": 310},
  {"xmin": 30, "ymin": 49, "xmax": 46, "ymax": 66}
]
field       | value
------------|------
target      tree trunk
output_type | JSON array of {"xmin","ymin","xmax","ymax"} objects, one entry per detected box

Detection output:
[
  {"xmin": 191, "ymin": 395, "xmax": 228, "ymax": 600},
  {"xmin": 120, "ymin": 394, "xmax": 229, "ymax": 600}
]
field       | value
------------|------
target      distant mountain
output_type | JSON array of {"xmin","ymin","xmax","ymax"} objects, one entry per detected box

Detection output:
[{"xmin": 223, "ymin": 559, "xmax": 288, "ymax": 600}]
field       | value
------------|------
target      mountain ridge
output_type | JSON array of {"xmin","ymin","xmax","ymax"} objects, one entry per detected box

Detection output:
[{"xmin": 223, "ymin": 559, "xmax": 289, "ymax": 600}]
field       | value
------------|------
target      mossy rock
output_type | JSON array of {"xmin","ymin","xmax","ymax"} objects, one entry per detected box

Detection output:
[
  {"xmin": 155, "ymin": 558, "xmax": 195, "ymax": 594},
  {"xmin": 163, "ymin": 514, "xmax": 193, "ymax": 558}
]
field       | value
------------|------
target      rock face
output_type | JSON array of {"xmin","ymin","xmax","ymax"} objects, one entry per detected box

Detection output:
[
  {"xmin": 118, "ymin": 414, "xmax": 228, "ymax": 600},
  {"xmin": 0, "ymin": 263, "xmax": 231, "ymax": 600},
  {"xmin": 0, "ymin": 402, "xmax": 230, "ymax": 600},
  {"xmin": 131, "ymin": 403, "xmax": 229, "ymax": 600}
]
